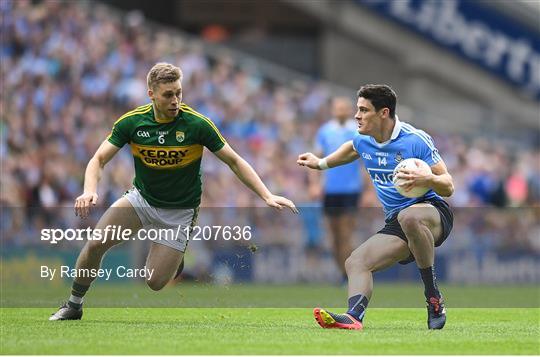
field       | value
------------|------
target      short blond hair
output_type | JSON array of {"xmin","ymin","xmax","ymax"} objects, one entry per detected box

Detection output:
[{"xmin": 147, "ymin": 62, "xmax": 183, "ymax": 90}]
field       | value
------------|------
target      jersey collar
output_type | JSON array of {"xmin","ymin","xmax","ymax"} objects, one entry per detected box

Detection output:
[
  {"xmin": 372, "ymin": 116, "xmax": 402, "ymax": 147},
  {"xmin": 390, "ymin": 115, "xmax": 402, "ymax": 140}
]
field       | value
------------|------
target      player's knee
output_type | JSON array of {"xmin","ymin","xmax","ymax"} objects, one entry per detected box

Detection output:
[
  {"xmin": 397, "ymin": 212, "xmax": 423, "ymax": 233},
  {"xmin": 344, "ymin": 256, "xmax": 356, "ymax": 274},
  {"xmin": 85, "ymin": 240, "xmax": 108, "ymax": 256},
  {"xmin": 345, "ymin": 250, "xmax": 371, "ymax": 274},
  {"xmin": 146, "ymin": 277, "xmax": 167, "ymax": 291}
]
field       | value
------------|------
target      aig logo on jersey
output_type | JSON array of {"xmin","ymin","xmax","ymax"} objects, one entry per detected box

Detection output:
[
  {"xmin": 367, "ymin": 168, "xmax": 394, "ymax": 186},
  {"xmin": 137, "ymin": 131, "xmax": 150, "ymax": 138},
  {"xmin": 176, "ymin": 131, "xmax": 185, "ymax": 143}
]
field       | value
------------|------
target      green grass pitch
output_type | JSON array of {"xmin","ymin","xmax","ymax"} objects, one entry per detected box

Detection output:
[{"xmin": 1, "ymin": 284, "xmax": 539, "ymax": 354}]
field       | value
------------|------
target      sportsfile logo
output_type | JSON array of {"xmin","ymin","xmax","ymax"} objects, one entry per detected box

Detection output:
[
  {"xmin": 40, "ymin": 225, "xmax": 253, "ymax": 245},
  {"xmin": 41, "ymin": 225, "xmax": 184, "ymax": 245},
  {"xmin": 130, "ymin": 143, "xmax": 203, "ymax": 169}
]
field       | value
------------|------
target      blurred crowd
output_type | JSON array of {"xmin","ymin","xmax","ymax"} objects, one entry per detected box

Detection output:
[{"xmin": 1, "ymin": 1, "xmax": 539, "ymax": 256}]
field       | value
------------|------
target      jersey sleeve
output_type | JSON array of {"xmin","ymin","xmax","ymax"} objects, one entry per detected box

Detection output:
[
  {"xmin": 414, "ymin": 131, "xmax": 442, "ymax": 166},
  {"xmin": 107, "ymin": 116, "xmax": 132, "ymax": 148},
  {"xmin": 352, "ymin": 133, "xmax": 362, "ymax": 153},
  {"xmin": 198, "ymin": 117, "xmax": 226, "ymax": 152}
]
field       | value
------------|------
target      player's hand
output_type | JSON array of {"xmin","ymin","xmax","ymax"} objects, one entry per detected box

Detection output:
[
  {"xmin": 264, "ymin": 195, "xmax": 299, "ymax": 214},
  {"xmin": 74, "ymin": 192, "xmax": 98, "ymax": 219},
  {"xmin": 394, "ymin": 160, "xmax": 433, "ymax": 192},
  {"xmin": 297, "ymin": 152, "xmax": 321, "ymax": 169}
]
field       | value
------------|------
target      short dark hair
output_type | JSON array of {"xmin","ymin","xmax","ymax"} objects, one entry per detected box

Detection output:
[{"xmin": 357, "ymin": 84, "xmax": 397, "ymax": 119}]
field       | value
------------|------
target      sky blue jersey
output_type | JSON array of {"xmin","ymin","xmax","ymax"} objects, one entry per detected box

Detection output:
[
  {"xmin": 316, "ymin": 119, "xmax": 363, "ymax": 194},
  {"xmin": 352, "ymin": 118, "xmax": 443, "ymax": 220}
]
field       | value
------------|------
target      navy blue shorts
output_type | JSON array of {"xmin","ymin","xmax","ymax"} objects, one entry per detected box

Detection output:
[
  {"xmin": 377, "ymin": 199, "xmax": 454, "ymax": 265},
  {"xmin": 323, "ymin": 193, "xmax": 360, "ymax": 216}
]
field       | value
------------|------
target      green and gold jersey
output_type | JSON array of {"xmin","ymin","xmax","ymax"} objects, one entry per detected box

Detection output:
[{"xmin": 107, "ymin": 103, "xmax": 226, "ymax": 208}]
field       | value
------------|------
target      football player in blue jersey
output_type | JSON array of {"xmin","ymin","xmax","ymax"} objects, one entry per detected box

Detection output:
[
  {"xmin": 298, "ymin": 84, "xmax": 454, "ymax": 330},
  {"xmin": 309, "ymin": 97, "xmax": 364, "ymax": 281}
]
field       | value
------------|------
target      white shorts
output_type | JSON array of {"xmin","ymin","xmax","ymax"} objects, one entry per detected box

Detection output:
[{"xmin": 123, "ymin": 187, "xmax": 198, "ymax": 252}]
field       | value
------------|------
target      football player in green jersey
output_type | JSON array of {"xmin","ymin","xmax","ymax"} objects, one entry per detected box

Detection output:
[{"xmin": 50, "ymin": 63, "xmax": 298, "ymax": 321}]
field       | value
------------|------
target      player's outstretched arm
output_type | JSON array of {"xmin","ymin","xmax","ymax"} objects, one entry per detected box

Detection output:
[
  {"xmin": 75, "ymin": 140, "xmax": 121, "ymax": 218},
  {"xmin": 297, "ymin": 140, "xmax": 359, "ymax": 170},
  {"xmin": 213, "ymin": 144, "xmax": 298, "ymax": 214}
]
